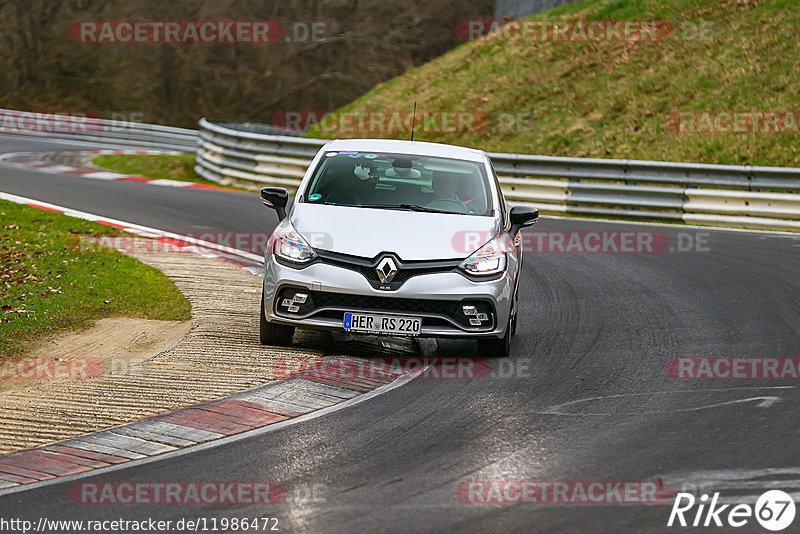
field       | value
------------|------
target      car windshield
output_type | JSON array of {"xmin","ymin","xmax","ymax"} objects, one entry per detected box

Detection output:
[{"xmin": 302, "ymin": 152, "xmax": 493, "ymax": 216}]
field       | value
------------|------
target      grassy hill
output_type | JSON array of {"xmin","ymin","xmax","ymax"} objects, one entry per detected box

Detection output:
[{"xmin": 310, "ymin": 0, "xmax": 799, "ymax": 167}]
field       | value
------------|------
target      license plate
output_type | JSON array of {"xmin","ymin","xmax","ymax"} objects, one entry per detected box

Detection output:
[{"xmin": 343, "ymin": 312, "xmax": 421, "ymax": 336}]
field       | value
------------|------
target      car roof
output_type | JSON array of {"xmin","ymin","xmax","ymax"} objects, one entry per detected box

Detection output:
[{"xmin": 321, "ymin": 139, "xmax": 487, "ymax": 163}]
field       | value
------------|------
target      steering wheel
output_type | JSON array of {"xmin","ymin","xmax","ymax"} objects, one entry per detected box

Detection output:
[{"xmin": 426, "ymin": 198, "xmax": 470, "ymax": 213}]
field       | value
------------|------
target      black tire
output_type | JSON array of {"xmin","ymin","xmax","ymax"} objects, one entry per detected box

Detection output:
[
  {"xmin": 260, "ymin": 293, "xmax": 294, "ymax": 346},
  {"xmin": 477, "ymin": 321, "xmax": 512, "ymax": 358},
  {"xmin": 511, "ymin": 275, "xmax": 521, "ymax": 337},
  {"xmin": 510, "ymin": 306, "xmax": 518, "ymax": 337}
]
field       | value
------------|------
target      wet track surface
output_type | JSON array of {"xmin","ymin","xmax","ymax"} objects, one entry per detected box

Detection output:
[{"xmin": 1, "ymin": 134, "xmax": 799, "ymax": 533}]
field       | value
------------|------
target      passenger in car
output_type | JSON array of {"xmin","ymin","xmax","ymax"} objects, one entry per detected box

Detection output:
[{"xmin": 323, "ymin": 158, "xmax": 373, "ymax": 205}]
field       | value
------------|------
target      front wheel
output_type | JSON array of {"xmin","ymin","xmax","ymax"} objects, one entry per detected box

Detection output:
[
  {"xmin": 260, "ymin": 292, "xmax": 295, "ymax": 346},
  {"xmin": 477, "ymin": 323, "xmax": 512, "ymax": 358},
  {"xmin": 510, "ymin": 295, "xmax": 519, "ymax": 337}
]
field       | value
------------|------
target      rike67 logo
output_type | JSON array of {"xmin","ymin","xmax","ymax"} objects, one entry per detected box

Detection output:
[{"xmin": 668, "ymin": 490, "xmax": 796, "ymax": 530}]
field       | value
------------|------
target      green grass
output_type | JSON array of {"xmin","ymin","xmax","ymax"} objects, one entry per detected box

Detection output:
[
  {"xmin": 92, "ymin": 153, "xmax": 214, "ymax": 186},
  {"xmin": 309, "ymin": 0, "xmax": 800, "ymax": 167},
  {"xmin": 0, "ymin": 200, "xmax": 191, "ymax": 358},
  {"xmin": 93, "ymin": 153, "xmax": 253, "ymax": 191}
]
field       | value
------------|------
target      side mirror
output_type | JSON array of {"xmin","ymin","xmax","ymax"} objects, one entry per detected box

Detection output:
[
  {"xmin": 261, "ymin": 187, "xmax": 289, "ymax": 220},
  {"xmin": 509, "ymin": 205, "xmax": 539, "ymax": 236}
]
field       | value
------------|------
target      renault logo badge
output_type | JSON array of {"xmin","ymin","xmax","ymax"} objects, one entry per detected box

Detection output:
[{"xmin": 376, "ymin": 257, "xmax": 398, "ymax": 284}]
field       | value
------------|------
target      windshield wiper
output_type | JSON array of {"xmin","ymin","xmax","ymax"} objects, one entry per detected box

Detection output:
[{"xmin": 354, "ymin": 203, "xmax": 468, "ymax": 215}]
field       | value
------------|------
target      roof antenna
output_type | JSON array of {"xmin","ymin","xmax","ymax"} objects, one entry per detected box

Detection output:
[{"xmin": 410, "ymin": 102, "xmax": 417, "ymax": 141}]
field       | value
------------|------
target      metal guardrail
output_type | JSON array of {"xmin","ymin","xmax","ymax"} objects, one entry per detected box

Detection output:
[
  {"xmin": 195, "ymin": 119, "xmax": 322, "ymax": 188},
  {"xmin": 1, "ymin": 109, "xmax": 797, "ymax": 231},
  {"xmin": 0, "ymin": 108, "xmax": 197, "ymax": 152},
  {"xmin": 195, "ymin": 119, "xmax": 800, "ymax": 231}
]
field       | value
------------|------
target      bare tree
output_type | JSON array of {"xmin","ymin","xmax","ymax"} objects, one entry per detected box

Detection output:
[{"xmin": 0, "ymin": 0, "xmax": 493, "ymax": 126}]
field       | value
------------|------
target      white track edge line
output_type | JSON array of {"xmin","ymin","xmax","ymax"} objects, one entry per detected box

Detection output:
[{"xmin": 0, "ymin": 191, "xmax": 264, "ymax": 264}]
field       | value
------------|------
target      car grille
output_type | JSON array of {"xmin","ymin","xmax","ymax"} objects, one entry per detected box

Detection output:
[
  {"xmin": 315, "ymin": 250, "xmax": 461, "ymax": 291},
  {"xmin": 274, "ymin": 287, "xmax": 495, "ymax": 331}
]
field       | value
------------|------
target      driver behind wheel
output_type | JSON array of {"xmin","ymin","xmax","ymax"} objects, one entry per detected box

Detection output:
[{"xmin": 427, "ymin": 171, "xmax": 469, "ymax": 213}]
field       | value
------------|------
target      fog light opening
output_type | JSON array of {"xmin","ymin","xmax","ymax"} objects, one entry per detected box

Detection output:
[
  {"xmin": 463, "ymin": 303, "xmax": 491, "ymax": 328},
  {"xmin": 280, "ymin": 290, "xmax": 309, "ymax": 314}
]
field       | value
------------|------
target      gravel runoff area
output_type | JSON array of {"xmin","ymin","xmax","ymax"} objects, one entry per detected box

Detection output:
[{"xmin": 0, "ymin": 241, "xmax": 326, "ymax": 455}]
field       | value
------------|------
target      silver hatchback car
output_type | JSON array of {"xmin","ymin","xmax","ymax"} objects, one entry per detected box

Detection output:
[{"xmin": 259, "ymin": 139, "xmax": 538, "ymax": 357}]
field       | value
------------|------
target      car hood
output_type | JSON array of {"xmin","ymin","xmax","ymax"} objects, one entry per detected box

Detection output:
[{"xmin": 291, "ymin": 203, "xmax": 501, "ymax": 260}]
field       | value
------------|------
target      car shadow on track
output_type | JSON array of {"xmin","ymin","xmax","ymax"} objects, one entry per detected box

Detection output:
[{"xmin": 291, "ymin": 328, "xmax": 479, "ymax": 359}]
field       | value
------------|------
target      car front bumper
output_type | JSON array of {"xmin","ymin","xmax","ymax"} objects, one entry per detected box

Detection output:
[{"xmin": 262, "ymin": 255, "xmax": 515, "ymax": 339}]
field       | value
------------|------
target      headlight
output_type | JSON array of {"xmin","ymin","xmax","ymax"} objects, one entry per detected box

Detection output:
[
  {"xmin": 273, "ymin": 223, "xmax": 317, "ymax": 264},
  {"xmin": 459, "ymin": 234, "xmax": 511, "ymax": 276}
]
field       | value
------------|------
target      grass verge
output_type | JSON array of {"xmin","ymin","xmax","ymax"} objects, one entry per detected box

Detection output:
[
  {"xmin": 0, "ymin": 199, "xmax": 191, "ymax": 358},
  {"xmin": 92, "ymin": 153, "xmax": 231, "ymax": 189},
  {"xmin": 309, "ymin": 0, "xmax": 800, "ymax": 167}
]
